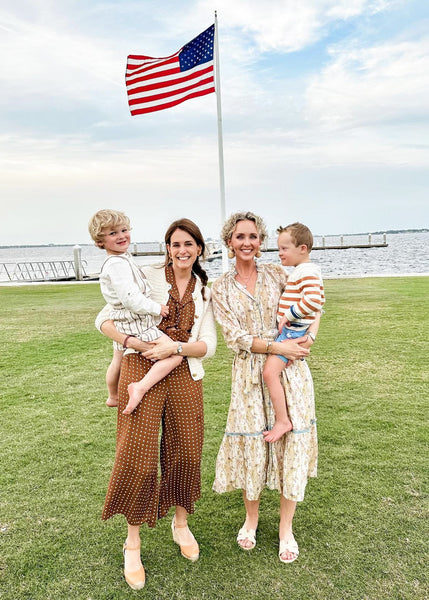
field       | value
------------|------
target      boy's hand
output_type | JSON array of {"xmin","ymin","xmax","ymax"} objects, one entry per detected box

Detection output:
[
  {"xmin": 278, "ymin": 316, "xmax": 290, "ymax": 333},
  {"xmin": 160, "ymin": 304, "xmax": 169, "ymax": 317}
]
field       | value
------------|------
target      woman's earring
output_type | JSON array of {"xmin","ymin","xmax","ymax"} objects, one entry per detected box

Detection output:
[
  {"xmin": 256, "ymin": 249, "xmax": 262, "ymax": 258},
  {"xmin": 228, "ymin": 248, "xmax": 235, "ymax": 259}
]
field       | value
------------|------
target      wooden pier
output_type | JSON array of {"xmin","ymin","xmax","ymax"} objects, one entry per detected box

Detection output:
[
  {"xmin": 265, "ymin": 243, "xmax": 388, "ymax": 252},
  {"xmin": 131, "ymin": 234, "xmax": 388, "ymax": 257},
  {"xmin": 0, "ymin": 260, "xmax": 94, "ymax": 282},
  {"xmin": 131, "ymin": 251, "xmax": 165, "ymax": 256},
  {"xmin": 0, "ymin": 245, "xmax": 99, "ymax": 283},
  {"xmin": 0, "ymin": 235, "xmax": 388, "ymax": 283}
]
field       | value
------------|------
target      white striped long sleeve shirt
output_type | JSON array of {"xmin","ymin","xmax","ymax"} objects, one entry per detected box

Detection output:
[{"xmin": 277, "ymin": 262, "xmax": 325, "ymax": 328}]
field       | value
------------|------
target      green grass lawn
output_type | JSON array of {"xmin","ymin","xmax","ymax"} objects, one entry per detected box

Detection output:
[{"xmin": 0, "ymin": 277, "xmax": 427, "ymax": 599}]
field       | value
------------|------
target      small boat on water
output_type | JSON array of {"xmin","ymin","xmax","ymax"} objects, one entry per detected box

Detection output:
[{"xmin": 206, "ymin": 243, "xmax": 223, "ymax": 262}]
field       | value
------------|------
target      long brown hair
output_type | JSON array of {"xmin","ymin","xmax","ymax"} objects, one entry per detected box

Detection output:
[{"xmin": 164, "ymin": 218, "xmax": 208, "ymax": 299}]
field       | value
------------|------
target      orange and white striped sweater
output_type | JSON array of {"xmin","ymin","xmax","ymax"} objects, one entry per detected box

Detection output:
[{"xmin": 277, "ymin": 262, "xmax": 325, "ymax": 329}]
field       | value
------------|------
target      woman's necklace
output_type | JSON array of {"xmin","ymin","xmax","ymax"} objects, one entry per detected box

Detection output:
[{"xmin": 236, "ymin": 268, "xmax": 257, "ymax": 289}]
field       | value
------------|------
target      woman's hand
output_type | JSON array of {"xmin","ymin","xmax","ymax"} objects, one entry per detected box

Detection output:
[
  {"xmin": 272, "ymin": 337, "xmax": 310, "ymax": 362},
  {"xmin": 299, "ymin": 334, "xmax": 315, "ymax": 351},
  {"xmin": 142, "ymin": 336, "xmax": 177, "ymax": 361}
]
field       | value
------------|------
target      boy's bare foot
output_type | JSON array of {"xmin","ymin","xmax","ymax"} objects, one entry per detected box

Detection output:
[
  {"xmin": 263, "ymin": 420, "xmax": 293, "ymax": 443},
  {"xmin": 123, "ymin": 382, "xmax": 147, "ymax": 415},
  {"xmin": 106, "ymin": 397, "xmax": 118, "ymax": 407}
]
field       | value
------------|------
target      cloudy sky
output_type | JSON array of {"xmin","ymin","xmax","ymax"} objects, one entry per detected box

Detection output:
[{"xmin": 0, "ymin": 0, "xmax": 427, "ymax": 245}]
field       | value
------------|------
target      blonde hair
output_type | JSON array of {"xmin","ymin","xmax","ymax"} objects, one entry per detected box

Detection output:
[
  {"xmin": 221, "ymin": 211, "xmax": 268, "ymax": 247},
  {"xmin": 88, "ymin": 209, "xmax": 131, "ymax": 247},
  {"xmin": 277, "ymin": 222, "xmax": 313, "ymax": 252}
]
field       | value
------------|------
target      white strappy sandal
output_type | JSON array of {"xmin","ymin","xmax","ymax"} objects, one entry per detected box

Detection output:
[
  {"xmin": 237, "ymin": 525, "xmax": 257, "ymax": 550},
  {"xmin": 279, "ymin": 535, "xmax": 299, "ymax": 563}
]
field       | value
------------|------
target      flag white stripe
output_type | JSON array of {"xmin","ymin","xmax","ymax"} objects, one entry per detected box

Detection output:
[
  {"xmin": 126, "ymin": 59, "xmax": 180, "ymax": 83},
  {"xmin": 126, "ymin": 52, "xmax": 178, "ymax": 70},
  {"xmin": 127, "ymin": 61, "xmax": 213, "ymax": 94},
  {"xmin": 129, "ymin": 80, "xmax": 214, "ymax": 110}
]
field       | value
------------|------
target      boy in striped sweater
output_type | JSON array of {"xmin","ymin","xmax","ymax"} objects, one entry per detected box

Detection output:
[{"xmin": 263, "ymin": 223, "xmax": 325, "ymax": 443}]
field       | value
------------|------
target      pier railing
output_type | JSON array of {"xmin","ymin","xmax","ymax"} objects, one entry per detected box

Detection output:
[
  {"xmin": 265, "ymin": 233, "xmax": 388, "ymax": 252},
  {"xmin": 0, "ymin": 260, "xmax": 88, "ymax": 282},
  {"xmin": 0, "ymin": 234, "xmax": 389, "ymax": 282},
  {"xmin": 131, "ymin": 234, "xmax": 388, "ymax": 257}
]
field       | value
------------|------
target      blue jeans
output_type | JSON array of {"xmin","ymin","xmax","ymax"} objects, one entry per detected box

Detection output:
[{"xmin": 275, "ymin": 326, "xmax": 308, "ymax": 364}]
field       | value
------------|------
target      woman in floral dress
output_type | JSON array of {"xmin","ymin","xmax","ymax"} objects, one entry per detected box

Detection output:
[{"xmin": 211, "ymin": 212, "xmax": 320, "ymax": 563}]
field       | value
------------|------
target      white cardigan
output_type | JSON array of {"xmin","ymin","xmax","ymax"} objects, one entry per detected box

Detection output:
[{"xmin": 96, "ymin": 264, "xmax": 217, "ymax": 381}]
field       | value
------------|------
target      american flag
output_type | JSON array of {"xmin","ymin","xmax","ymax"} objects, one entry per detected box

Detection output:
[{"xmin": 126, "ymin": 24, "xmax": 215, "ymax": 116}]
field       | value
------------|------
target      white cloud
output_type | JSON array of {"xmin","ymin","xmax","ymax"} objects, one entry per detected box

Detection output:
[
  {"xmin": 196, "ymin": 0, "xmax": 396, "ymax": 52},
  {"xmin": 326, "ymin": 0, "xmax": 396, "ymax": 19},
  {"xmin": 305, "ymin": 36, "xmax": 429, "ymax": 129},
  {"xmin": 0, "ymin": 7, "xmax": 124, "ymax": 111}
]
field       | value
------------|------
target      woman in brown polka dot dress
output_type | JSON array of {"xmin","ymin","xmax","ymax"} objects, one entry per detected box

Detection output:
[{"xmin": 96, "ymin": 219, "xmax": 216, "ymax": 589}]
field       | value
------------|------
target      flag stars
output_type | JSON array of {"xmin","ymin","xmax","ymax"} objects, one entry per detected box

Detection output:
[{"xmin": 179, "ymin": 24, "xmax": 214, "ymax": 72}]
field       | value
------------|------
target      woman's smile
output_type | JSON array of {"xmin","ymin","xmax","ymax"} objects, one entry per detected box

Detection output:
[
  {"xmin": 228, "ymin": 219, "xmax": 261, "ymax": 262},
  {"xmin": 167, "ymin": 229, "xmax": 201, "ymax": 271}
]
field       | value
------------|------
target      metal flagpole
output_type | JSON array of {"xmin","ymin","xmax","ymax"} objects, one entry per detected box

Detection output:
[{"xmin": 214, "ymin": 11, "xmax": 229, "ymax": 274}]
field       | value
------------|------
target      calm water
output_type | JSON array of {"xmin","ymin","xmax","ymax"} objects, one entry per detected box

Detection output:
[{"xmin": 0, "ymin": 232, "xmax": 428, "ymax": 282}]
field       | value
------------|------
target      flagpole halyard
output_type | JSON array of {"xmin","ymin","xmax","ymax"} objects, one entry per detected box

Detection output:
[{"xmin": 214, "ymin": 11, "xmax": 229, "ymax": 274}]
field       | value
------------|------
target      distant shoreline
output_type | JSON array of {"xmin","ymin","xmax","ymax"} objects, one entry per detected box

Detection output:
[{"xmin": 1, "ymin": 229, "xmax": 428, "ymax": 249}]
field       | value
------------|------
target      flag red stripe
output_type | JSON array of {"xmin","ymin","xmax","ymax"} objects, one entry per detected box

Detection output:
[
  {"xmin": 130, "ymin": 87, "xmax": 215, "ymax": 115},
  {"xmin": 127, "ymin": 65, "xmax": 182, "ymax": 88},
  {"xmin": 128, "ymin": 74, "xmax": 214, "ymax": 106},
  {"xmin": 127, "ymin": 53, "xmax": 178, "ymax": 65},
  {"xmin": 126, "ymin": 56, "xmax": 179, "ymax": 79},
  {"xmin": 127, "ymin": 63, "xmax": 180, "ymax": 82},
  {"xmin": 127, "ymin": 65, "xmax": 214, "ymax": 96}
]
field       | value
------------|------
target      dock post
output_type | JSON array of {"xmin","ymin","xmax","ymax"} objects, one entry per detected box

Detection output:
[
  {"xmin": 340, "ymin": 236, "xmax": 343, "ymax": 247},
  {"xmin": 383, "ymin": 233, "xmax": 386, "ymax": 244},
  {"xmin": 322, "ymin": 236, "xmax": 325, "ymax": 248},
  {"xmin": 73, "ymin": 245, "xmax": 83, "ymax": 281},
  {"xmin": 134, "ymin": 243, "xmax": 138, "ymax": 254},
  {"xmin": 368, "ymin": 233, "xmax": 372, "ymax": 244}
]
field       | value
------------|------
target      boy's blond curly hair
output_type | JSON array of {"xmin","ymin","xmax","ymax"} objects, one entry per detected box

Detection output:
[{"xmin": 88, "ymin": 209, "xmax": 131, "ymax": 247}]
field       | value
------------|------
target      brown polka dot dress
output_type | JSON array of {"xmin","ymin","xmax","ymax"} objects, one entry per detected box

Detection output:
[{"xmin": 102, "ymin": 267, "xmax": 204, "ymax": 527}]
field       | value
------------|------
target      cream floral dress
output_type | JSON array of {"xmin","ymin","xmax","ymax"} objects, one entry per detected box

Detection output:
[{"xmin": 211, "ymin": 262, "xmax": 317, "ymax": 502}]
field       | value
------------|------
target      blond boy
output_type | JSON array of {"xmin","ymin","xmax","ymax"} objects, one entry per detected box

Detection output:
[{"xmin": 89, "ymin": 209, "xmax": 182, "ymax": 415}]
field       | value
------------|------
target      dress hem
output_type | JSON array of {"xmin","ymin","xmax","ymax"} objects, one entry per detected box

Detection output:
[
  {"xmin": 212, "ymin": 474, "xmax": 317, "ymax": 503},
  {"xmin": 102, "ymin": 497, "xmax": 200, "ymax": 528}
]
